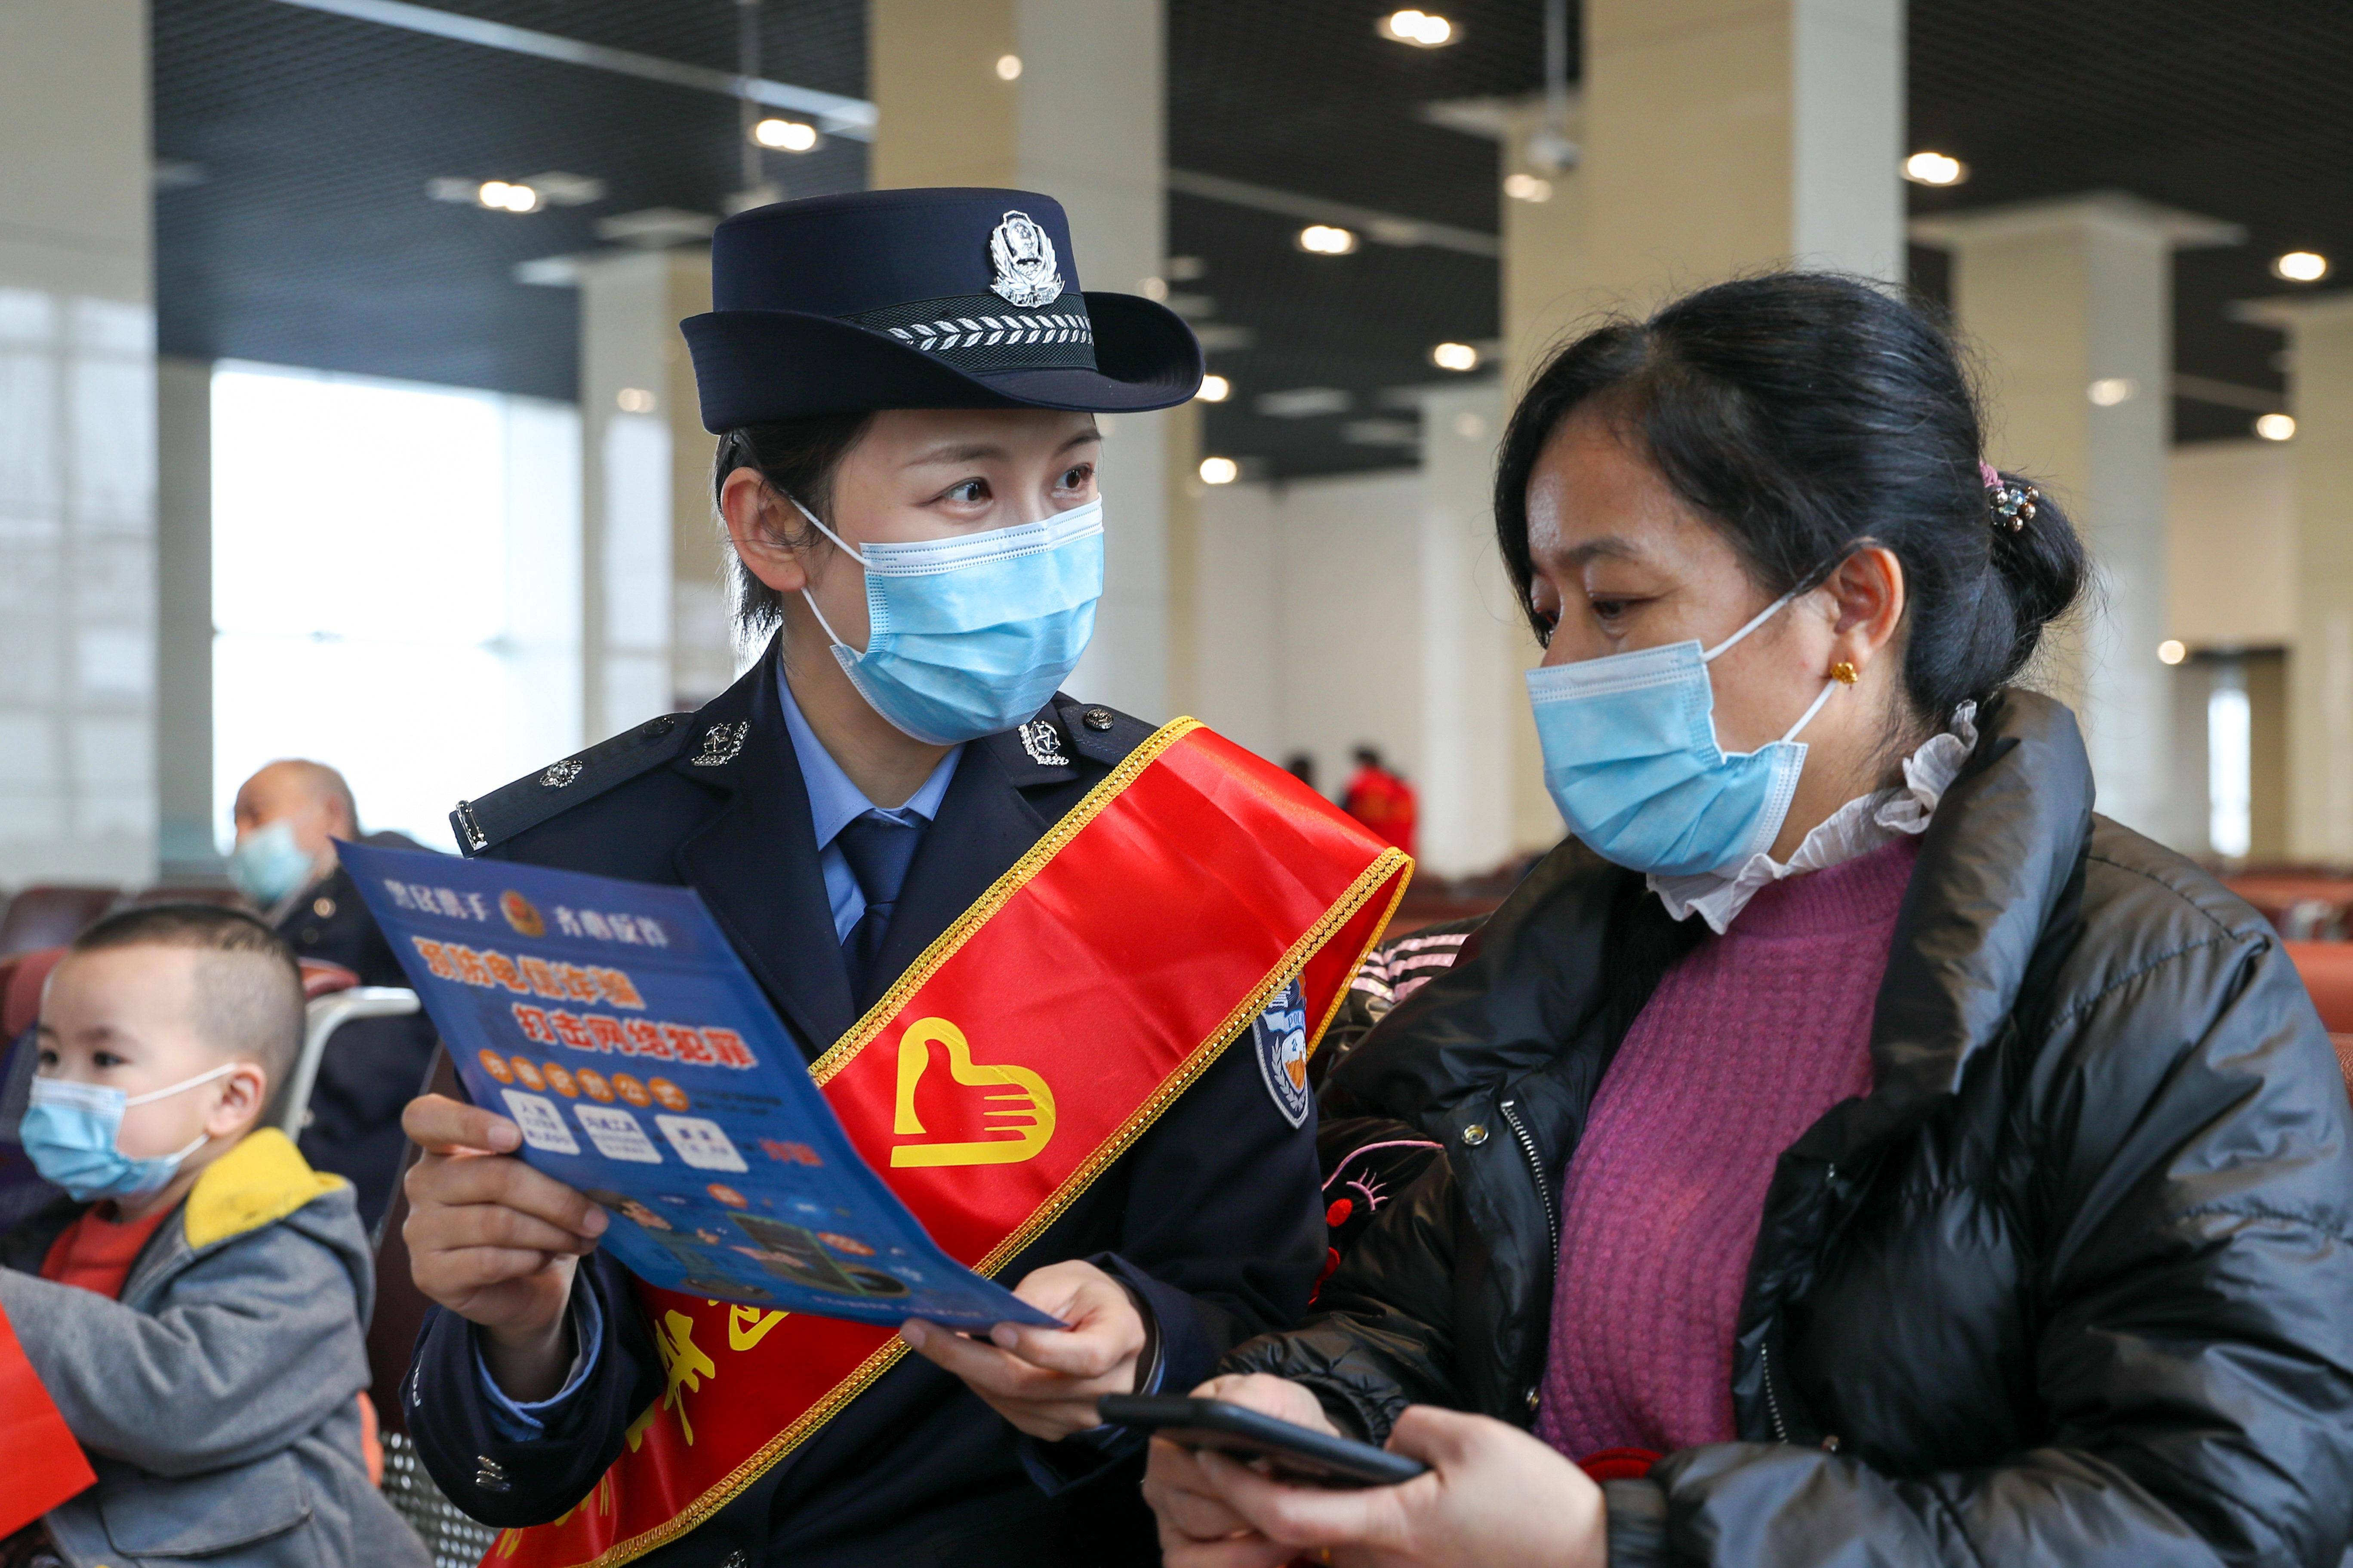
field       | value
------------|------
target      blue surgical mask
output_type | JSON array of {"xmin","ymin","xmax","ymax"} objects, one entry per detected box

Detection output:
[
  {"xmin": 20, "ymin": 1064, "xmax": 240, "ymax": 1202},
  {"xmin": 1525, "ymin": 592, "xmax": 1840, "ymax": 877},
  {"xmin": 792, "ymin": 496, "xmax": 1104, "ymax": 746},
  {"xmin": 228, "ymin": 819, "xmax": 318, "ymax": 907}
]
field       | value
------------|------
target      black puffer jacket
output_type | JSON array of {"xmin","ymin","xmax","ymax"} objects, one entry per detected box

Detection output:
[{"xmin": 1232, "ymin": 692, "xmax": 2353, "ymax": 1567}]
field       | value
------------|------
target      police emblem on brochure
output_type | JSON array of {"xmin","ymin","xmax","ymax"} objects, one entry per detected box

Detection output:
[{"xmin": 1251, "ymin": 979, "xmax": 1313, "ymax": 1128}]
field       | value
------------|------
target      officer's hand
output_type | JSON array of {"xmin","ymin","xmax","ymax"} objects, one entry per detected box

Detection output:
[
  {"xmin": 1146, "ymin": 1381, "xmax": 1607, "ymax": 1568},
  {"xmin": 897, "ymin": 1258, "xmax": 1147, "ymax": 1442},
  {"xmin": 401, "ymin": 1093, "xmax": 607, "ymax": 1401}
]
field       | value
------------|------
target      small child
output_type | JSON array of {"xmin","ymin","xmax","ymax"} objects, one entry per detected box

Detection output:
[{"xmin": 0, "ymin": 904, "xmax": 426, "ymax": 1568}]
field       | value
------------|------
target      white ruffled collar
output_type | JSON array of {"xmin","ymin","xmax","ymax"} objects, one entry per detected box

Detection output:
[{"xmin": 1650, "ymin": 703, "xmax": 1979, "ymax": 936}]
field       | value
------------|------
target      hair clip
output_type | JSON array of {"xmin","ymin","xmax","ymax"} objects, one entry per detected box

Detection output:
[{"xmin": 1990, "ymin": 482, "xmax": 2039, "ymax": 533}]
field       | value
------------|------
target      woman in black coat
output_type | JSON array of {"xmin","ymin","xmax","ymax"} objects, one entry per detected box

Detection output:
[{"xmin": 1143, "ymin": 274, "xmax": 2353, "ymax": 1568}]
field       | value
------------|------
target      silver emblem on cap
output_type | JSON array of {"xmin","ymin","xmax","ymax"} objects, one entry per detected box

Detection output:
[{"xmin": 987, "ymin": 210, "xmax": 1064, "ymax": 308}]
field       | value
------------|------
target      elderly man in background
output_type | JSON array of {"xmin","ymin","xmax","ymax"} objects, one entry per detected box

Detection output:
[{"xmin": 229, "ymin": 759, "xmax": 439, "ymax": 1230}]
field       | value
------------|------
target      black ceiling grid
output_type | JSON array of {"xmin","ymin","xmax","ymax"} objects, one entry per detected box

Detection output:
[
  {"xmin": 152, "ymin": 1, "xmax": 2352, "ymax": 468},
  {"xmin": 1906, "ymin": 0, "xmax": 2353, "ymax": 445},
  {"xmin": 153, "ymin": 0, "xmax": 868, "ymax": 399}
]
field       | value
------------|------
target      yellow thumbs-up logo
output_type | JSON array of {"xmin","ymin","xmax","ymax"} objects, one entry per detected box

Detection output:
[{"xmin": 890, "ymin": 1018, "xmax": 1057, "ymax": 1168}]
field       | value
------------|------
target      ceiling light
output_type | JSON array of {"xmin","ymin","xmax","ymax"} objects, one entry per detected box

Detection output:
[
  {"xmin": 1199, "ymin": 456, "xmax": 1240, "ymax": 485},
  {"xmin": 752, "ymin": 118, "xmax": 818, "ymax": 152},
  {"xmin": 1503, "ymin": 173, "xmax": 1553, "ymax": 203},
  {"xmin": 1196, "ymin": 374, "xmax": 1232, "ymax": 403},
  {"xmin": 1379, "ymin": 9, "xmax": 1456, "ymax": 46},
  {"xmin": 2273, "ymin": 250, "xmax": 2329, "ymax": 283},
  {"xmin": 1431, "ymin": 341, "xmax": 1480, "ymax": 372},
  {"xmin": 477, "ymin": 179, "xmax": 539, "ymax": 213},
  {"xmin": 616, "ymin": 387, "xmax": 655, "ymax": 413},
  {"xmin": 2255, "ymin": 412, "xmax": 2297, "ymax": 442},
  {"xmin": 995, "ymin": 53, "xmax": 1023, "ymax": 80},
  {"xmin": 1298, "ymin": 224, "xmax": 1357, "ymax": 255},
  {"xmin": 2157, "ymin": 639, "xmax": 2187, "ymax": 666},
  {"xmin": 1902, "ymin": 151, "xmax": 1966, "ymax": 187},
  {"xmin": 2088, "ymin": 377, "xmax": 2136, "ymax": 406}
]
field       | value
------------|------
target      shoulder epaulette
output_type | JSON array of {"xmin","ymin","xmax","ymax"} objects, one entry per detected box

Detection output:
[
  {"xmin": 450, "ymin": 712, "xmax": 693, "ymax": 856},
  {"xmin": 1048, "ymin": 694, "xmax": 1158, "ymax": 768}
]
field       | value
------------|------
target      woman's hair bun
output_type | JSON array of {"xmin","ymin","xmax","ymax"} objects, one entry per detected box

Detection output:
[{"xmin": 1492, "ymin": 273, "xmax": 2088, "ymax": 723}]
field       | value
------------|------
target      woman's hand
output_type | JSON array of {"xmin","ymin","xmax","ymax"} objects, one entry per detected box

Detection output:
[
  {"xmin": 401, "ymin": 1094, "xmax": 607, "ymax": 1401},
  {"xmin": 897, "ymin": 1258, "xmax": 1147, "ymax": 1442},
  {"xmin": 1143, "ymin": 1374, "xmax": 1607, "ymax": 1568}
]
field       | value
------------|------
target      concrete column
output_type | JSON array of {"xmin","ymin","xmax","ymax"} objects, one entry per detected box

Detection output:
[
  {"xmin": 1413, "ymin": 384, "xmax": 1518, "ymax": 878},
  {"xmin": 1916, "ymin": 196, "xmax": 2237, "ymax": 847},
  {"xmin": 0, "ymin": 0, "xmax": 156, "ymax": 884},
  {"xmin": 155, "ymin": 355, "xmax": 215, "ymax": 878},
  {"xmin": 871, "ymin": 0, "xmax": 1172, "ymax": 720},
  {"xmin": 2237, "ymin": 292, "xmax": 2353, "ymax": 861},
  {"xmin": 577, "ymin": 249, "xmax": 720, "ymax": 741}
]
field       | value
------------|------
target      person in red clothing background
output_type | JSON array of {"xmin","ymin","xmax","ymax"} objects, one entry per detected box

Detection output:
[{"xmin": 1341, "ymin": 745, "xmax": 1417, "ymax": 858}]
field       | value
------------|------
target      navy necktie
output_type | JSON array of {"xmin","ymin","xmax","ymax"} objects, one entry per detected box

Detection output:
[{"xmin": 836, "ymin": 811, "xmax": 924, "ymax": 999}]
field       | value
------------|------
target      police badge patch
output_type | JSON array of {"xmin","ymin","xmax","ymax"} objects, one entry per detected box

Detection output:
[
  {"xmin": 1250, "ymin": 978, "xmax": 1313, "ymax": 1129},
  {"xmin": 987, "ymin": 210, "xmax": 1064, "ymax": 308}
]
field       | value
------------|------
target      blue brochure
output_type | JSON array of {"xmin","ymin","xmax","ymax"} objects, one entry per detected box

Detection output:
[{"xmin": 342, "ymin": 840, "xmax": 1057, "ymax": 1331}]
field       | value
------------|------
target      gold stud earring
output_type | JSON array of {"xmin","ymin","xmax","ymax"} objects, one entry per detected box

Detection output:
[{"xmin": 1830, "ymin": 661, "xmax": 1860, "ymax": 686}]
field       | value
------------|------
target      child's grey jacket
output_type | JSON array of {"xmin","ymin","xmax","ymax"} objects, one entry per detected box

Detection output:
[{"xmin": 0, "ymin": 1128, "xmax": 431, "ymax": 1568}]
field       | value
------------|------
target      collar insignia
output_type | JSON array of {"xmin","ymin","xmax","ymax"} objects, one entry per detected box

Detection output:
[
  {"xmin": 987, "ymin": 210, "xmax": 1064, "ymax": 308},
  {"xmin": 691, "ymin": 721, "xmax": 749, "ymax": 768},
  {"xmin": 539, "ymin": 757, "xmax": 584, "ymax": 789},
  {"xmin": 1018, "ymin": 718, "xmax": 1072, "ymax": 767}
]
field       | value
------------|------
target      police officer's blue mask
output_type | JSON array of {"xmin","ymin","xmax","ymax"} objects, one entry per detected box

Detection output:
[
  {"xmin": 1525, "ymin": 591, "xmax": 1840, "ymax": 878},
  {"xmin": 227, "ymin": 820, "xmax": 317, "ymax": 907},
  {"xmin": 20, "ymin": 1064, "xmax": 239, "ymax": 1202},
  {"xmin": 792, "ymin": 497, "xmax": 1104, "ymax": 746}
]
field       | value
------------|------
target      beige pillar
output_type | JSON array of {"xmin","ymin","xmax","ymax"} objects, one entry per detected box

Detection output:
[
  {"xmin": 1916, "ymin": 196, "xmax": 2237, "ymax": 847},
  {"xmin": 2237, "ymin": 292, "xmax": 2353, "ymax": 861},
  {"xmin": 1413, "ymin": 384, "xmax": 1520, "ymax": 878},
  {"xmin": 577, "ymin": 250, "xmax": 720, "ymax": 741},
  {"xmin": 0, "ymin": 0, "xmax": 156, "ymax": 883},
  {"xmin": 871, "ymin": 0, "xmax": 1174, "ymax": 720},
  {"xmin": 156, "ymin": 355, "xmax": 215, "ymax": 876}
]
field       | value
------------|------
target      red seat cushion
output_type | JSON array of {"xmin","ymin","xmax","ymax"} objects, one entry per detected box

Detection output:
[{"xmin": 0, "ymin": 948, "xmax": 67, "ymax": 1041}]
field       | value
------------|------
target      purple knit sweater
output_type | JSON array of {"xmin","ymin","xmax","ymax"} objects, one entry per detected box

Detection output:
[{"xmin": 1534, "ymin": 834, "xmax": 1919, "ymax": 1458}]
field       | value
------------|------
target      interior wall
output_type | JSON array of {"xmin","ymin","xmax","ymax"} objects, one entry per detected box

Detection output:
[
  {"xmin": 2168, "ymin": 438, "xmax": 2295, "ymax": 649},
  {"xmin": 1193, "ymin": 471, "xmax": 1423, "ymax": 802}
]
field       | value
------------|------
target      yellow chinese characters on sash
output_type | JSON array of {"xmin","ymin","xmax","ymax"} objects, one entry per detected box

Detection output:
[{"xmin": 488, "ymin": 719, "xmax": 1411, "ymax": 1568}]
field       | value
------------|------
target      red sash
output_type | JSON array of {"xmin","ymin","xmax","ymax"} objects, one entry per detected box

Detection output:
[
  {"xmin": 0, "ymin": 1301, "xmax": 96, "ymax": 1535},
  {"xmin": 490, "ymin": 719, "xmax": 1411, "ymax": 1567}
]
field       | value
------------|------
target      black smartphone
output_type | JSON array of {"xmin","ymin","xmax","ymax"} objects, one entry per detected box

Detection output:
[{"xmin": 1097, "ymin": 1394, "xmax": 1429, "ymax": 1489}]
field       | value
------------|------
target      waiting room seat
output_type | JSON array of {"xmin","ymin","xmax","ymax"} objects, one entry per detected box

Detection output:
[
  {"xmin": 0, "ymin": 886, "xmax": 120, "ymax": 959},
  {"xmin": 369, "ymin": 1048, "xmax": 500, "ymax": 1566},
  {"xmin": 2283, "ymin": 941, "xmax": 2353, "ymax": 1106}
]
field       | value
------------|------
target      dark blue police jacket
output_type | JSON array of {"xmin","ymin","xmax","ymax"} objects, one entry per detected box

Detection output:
[{"xmin": 403, "ymin": 646, "xmax": 1326, "ymax": 1567}]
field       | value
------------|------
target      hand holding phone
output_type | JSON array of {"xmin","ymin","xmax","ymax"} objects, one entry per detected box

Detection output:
[{"xmin": 1099, "ymin": 1393, "xmax": 1429, "ymax": 1488}]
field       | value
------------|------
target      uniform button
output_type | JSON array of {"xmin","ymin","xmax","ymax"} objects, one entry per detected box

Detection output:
[
  {"xmin": 300, "ymin": 928, "xmax": 320, "ymax": 944},
  {"xmin": 1460, "ymin": 1123, "xmax": 1489, "ymax": 1147},
  {"xmin": 1525, "ymin": 1386, "xmax": 1540, "ymax": 1412},
  {"xmin": 1082, "ymin": 706, "xmax": 1115, "ymax": 731},
  {"xmin": 313, "ymin": 896, "xmax": 336, "ymax": 918}
]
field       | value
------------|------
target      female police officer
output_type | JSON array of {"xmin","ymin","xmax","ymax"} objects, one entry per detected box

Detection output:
[{"xmin": 394, "ymin": 190, "xmax": 1334, "ymax": 1567}]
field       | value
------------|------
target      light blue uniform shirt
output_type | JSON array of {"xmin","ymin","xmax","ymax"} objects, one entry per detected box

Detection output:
[{"xmin": 473, "ymin": 673, "xmax": 962, "ymax": 1434}]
